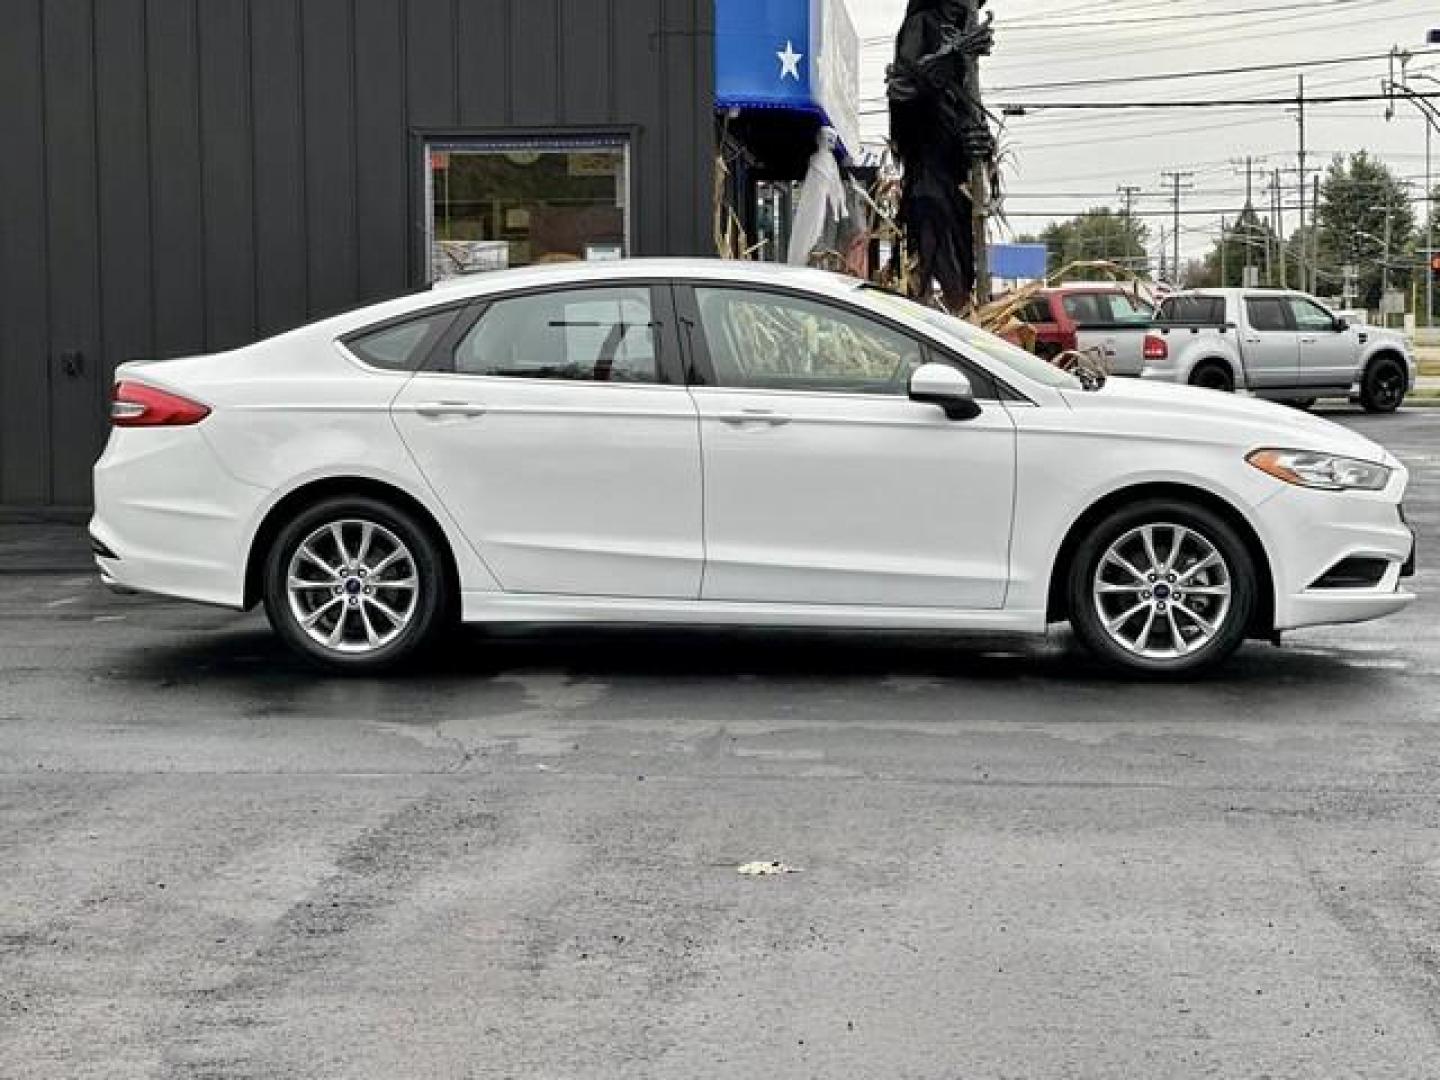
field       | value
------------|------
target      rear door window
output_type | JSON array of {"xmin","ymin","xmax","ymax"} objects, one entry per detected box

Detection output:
[
  {"xmin": 1245, "ymin": 297, "xmax": 1292, "ymax": 333},
  {"xmin": 452, "ymin": 287, "xmax": 662, "ymax": 383},
  {"xmin": 1158, "ymin": 296, "xmax": 1227, "ymax": 324}
]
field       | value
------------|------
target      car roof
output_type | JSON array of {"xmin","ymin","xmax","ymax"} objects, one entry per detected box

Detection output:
[
  {"xmin": 428, "ymin": 258, "xmax": 861, "ymax": 299},
  {"xmin": 296, "ymin": 259, "xmax": 871, "ymax": 343}
]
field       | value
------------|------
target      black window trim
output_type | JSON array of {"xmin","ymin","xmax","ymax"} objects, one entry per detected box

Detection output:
[
  {"xmin": 413, "ymin": 280, "xmax": 687, "ymax": 387},
  {"xmin": 672, "ymin": 280, "xmax": 1030, "ymax": 405}
]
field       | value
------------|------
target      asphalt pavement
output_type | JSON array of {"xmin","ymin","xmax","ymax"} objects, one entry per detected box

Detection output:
[{"xmin": 2, "ymin": 407, "xmax": 1438, "ymax": 1078}]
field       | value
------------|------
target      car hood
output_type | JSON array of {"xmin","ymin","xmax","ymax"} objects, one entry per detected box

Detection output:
[{"xmin": 1060, "ymin": 378, "xmax": 1395, "ymax": 466}]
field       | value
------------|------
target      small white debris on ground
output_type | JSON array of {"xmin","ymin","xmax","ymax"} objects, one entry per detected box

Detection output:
[{"xmin": 737, "ymin": 861, "xmax": 803, "ymax": 876}]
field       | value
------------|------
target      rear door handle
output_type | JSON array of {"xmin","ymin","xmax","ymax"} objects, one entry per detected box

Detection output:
[
  {"xmin": 718, "ymin": 409, "xmax": 792, "ymax": 427},
  {"xmin": 415, "ymin": 401, "xmax": 487, "ymax": 418},
  {"xmin": 1299, "ymin": 336, "xmax": 1318, "ymax": 344}
]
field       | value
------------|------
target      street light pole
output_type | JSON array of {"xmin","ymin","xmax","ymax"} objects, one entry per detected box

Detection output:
[{"xmin": 1385, "ymin": 61, "xmax": 1440, "ymax": 327}]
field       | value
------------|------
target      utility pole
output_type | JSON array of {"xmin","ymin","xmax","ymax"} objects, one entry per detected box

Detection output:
[
  {"xmin": 1313, "ymin": 174, "xmax": 1322, "ymax": 297},
  {"xmin": 1273, "ymin": 168, "xmax": 1288, "ymax": 288},
  {"xmin": 964, "ymin": 2, "xmax": 990, "ymax": 304},
  {"xmin": 1231, "ymin": 156, "xmax": 1265, "ymax": 287},
  {"xmin": 1161, "ymin": 171, "xmax": 1195, "ymax": 285},
  {"xmin": 1296, "ymin": 75, "xmax": 1310, "ymax": 293},
  {"xmin": 1381, "ymin": 196, "xmax": 1394, "ymax": 324},
  {"xmin": 1232, "ymin": 155, "xmax": 1264, "ymax": 210},
  {"xmin": 1220, "ymin": 217, "xmax": 1229, "ymax": 286},
  {"xmin": 1117, "ymin": 184, "xmax": 1142, "ymax": 221},
  {"xmin": 1117, "ymin": 184, "xmax": 1142, "ymax": 272}
]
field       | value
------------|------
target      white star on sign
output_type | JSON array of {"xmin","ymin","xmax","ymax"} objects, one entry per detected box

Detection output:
[{"xmin": 777, "ymin": 40, "xmax": 803, "ymax": 81}]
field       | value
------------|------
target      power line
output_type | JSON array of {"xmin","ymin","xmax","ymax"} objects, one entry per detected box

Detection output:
[
  {"xmin": 1004, "ymin": 91, "xmax": 1440, "ymax": 113},
  {"xmin": 979, "ymin": 49, "xmax": 1425, "ymax": 95},
  {"xmin": 859, "ymin": 0, "xmax": 1396, "ymax": 44},
  {"xmin": 860, "ymin": 91, "xmax": 1440, "ymax": 119}
]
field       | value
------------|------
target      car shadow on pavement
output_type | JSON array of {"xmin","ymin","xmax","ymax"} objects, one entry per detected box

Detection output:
[{"xmin": 117, "ymin": 620, "xmax": 1389, "ymax": 693}]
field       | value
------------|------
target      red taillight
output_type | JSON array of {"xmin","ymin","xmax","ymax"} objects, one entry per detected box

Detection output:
[
  {"xmin": 111, "ymin": 381, "xmax": 210, "ymax": 427},
  {"xmin": 1142, "ymin": 334, "xmax": 1169, "ymax": 362}
]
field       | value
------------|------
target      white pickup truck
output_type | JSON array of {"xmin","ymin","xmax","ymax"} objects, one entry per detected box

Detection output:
[{"xmin": 1138, "ymin": 289, "xmax": 1416, "ymax": 412}]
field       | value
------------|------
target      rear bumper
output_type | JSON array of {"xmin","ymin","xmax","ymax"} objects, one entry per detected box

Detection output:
[{"xmin": 90, "ymin": 427, "xmax": 265, "ymax": 609}]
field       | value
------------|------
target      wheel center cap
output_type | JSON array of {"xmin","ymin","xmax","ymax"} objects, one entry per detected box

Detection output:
[
  {"xmin": 1153, "ymin": 583, "xmax": 1173, "ymax": 601},
  {"xmin": 345, "ymin": 578, "xmax": 363, "ymax": 596}
]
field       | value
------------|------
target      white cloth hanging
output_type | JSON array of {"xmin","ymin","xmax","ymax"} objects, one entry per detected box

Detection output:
[{"xmin": 786, "ymin": 129, "xmax": 848, "ymax": 266}]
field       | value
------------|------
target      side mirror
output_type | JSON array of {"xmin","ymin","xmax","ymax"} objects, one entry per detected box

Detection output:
[
  {"xmin": 909, "ymin": 363, "xmax": 981, "ymax": 421},
  {"xmin": 1333, "ymin": 317, "xmax": 1349, "ymax": 332}
]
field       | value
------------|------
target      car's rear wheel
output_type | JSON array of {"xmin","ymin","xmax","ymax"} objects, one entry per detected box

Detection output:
[
  {"xmin": 1067, "ymin": 500, "xmax": 1257, "ymax": 677},
  {"xmin": 1189, "ymin": 361, "xmax": 1235, "ymax": 393},
  {"xmin": 263, "ymin": 496, "xmax": 449, "ymax": 673},
  {"xmin": 1360, "ymin": 356, "xmax": 1406, "ymax": 413}
]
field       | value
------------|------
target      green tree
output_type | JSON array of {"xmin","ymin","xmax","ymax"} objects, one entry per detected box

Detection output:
[
  {"xmin": 1033, "ymin": 208, "xmax": 1150, "ymax": 280},
  {"xmin": 1315, "ymin": 152, "xmax": 1416, "ymax": 309}
]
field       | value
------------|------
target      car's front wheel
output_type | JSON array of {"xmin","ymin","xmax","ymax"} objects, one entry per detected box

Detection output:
[
  {"xmin": 1067, "ymin": 500, "xmax": 1257, "ymax": 676},
  {"xmin": 1360, "ymin": 356, "xmax": 1406, "ymax": 414},
  {"xmin": 263, "ymin": 496, "xmax": 449, "ymax": 673}
]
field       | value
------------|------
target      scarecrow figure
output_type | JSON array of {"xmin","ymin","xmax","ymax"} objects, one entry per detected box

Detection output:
[{"xmin": 887, "ymin": 0, "xmax": 996, "ymax": 310}]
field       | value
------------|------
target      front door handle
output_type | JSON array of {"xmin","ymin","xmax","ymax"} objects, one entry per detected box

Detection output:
[
  {"xmin": 415, "ymin": 401, "xmax": 487, "ymax": 419},
  {"xmin": 717, "ymin": 409, "xmax": 792, "ymax": 427}
]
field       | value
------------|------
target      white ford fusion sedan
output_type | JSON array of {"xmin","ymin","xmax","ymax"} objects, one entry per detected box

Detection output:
[{"xmin": 91, "ymin": 260, "xmax": 1416, "ymax": 676}]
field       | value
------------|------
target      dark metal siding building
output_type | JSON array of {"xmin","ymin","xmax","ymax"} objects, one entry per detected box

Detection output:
[{"xmin": 0, "ymin": 0, "xmax": 715, "ymax": 510}]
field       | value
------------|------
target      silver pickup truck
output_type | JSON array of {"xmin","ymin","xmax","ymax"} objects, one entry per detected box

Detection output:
[{"xmin": 1138, "ymin": 289, "xmax": 1416, "ymax": 412}]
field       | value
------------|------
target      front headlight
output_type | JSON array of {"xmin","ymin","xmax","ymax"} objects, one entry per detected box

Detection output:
[{"xmin": 1247, "ymin": 448, "xmax": 1392, "ymax": 491}]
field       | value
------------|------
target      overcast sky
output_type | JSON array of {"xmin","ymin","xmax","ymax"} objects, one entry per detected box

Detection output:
[{"xmin": 845, "ymin": 0, "xmax": 1440, "ymax": 260}]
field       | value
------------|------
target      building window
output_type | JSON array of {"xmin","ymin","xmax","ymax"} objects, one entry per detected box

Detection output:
[{"xmin": 424, "ymin": 137, "xmax": 631, "ymax": 282}]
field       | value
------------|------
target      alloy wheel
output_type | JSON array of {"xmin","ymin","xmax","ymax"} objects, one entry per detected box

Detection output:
[
  {"xmin": 1091, "ymin": 523, "xmax": 1234, "ymax": 661},
  {"xmin": 1369, "ymin": 364, "xmax": 1405, "ymax": 411},
  {"xmin": 285, "ymin": 519, "xmax": 420, "ymax": 655}
]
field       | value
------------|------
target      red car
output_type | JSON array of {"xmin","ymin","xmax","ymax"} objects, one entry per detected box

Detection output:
[{"xmin": 1016, "ymin": 285, "xmax": 1156, "ymax": 362}]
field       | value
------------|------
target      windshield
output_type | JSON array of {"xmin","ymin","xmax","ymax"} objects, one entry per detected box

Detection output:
[{"xmin": 862, "ymin": 287, "xmax": 1083, "ymax": 391}]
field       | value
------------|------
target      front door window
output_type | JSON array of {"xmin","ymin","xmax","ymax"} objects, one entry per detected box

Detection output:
[{"xmin": 693, "ymin": 287, "xmax": 925, "ymax": 395}]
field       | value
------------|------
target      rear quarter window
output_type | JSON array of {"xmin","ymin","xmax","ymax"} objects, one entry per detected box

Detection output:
[{"xmin": 343, "ymin": 307, "xmax": 461, "ymax": 371}]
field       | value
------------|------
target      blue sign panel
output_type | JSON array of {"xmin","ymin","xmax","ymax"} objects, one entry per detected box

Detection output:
[
  {"xmin": 990, "ymin": 243, "xmax": 1050, "ymax": 281},
  {"xmin": 716, "ymin": 0, "xmax": 815, "ymax": 112}
]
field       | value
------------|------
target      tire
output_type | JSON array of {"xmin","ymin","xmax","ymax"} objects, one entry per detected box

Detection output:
[
  {"xmin": 1189, "ymin": 361, "xmax": 1235, "ymax": 393},
  {"xmin": 1067, "ymin": 499, "xmax": 1258, "ymax": 677},
  {"xmin": 263, "ymin": 495, "xmax": 450, "ymax": 673},
  {"xmin": 1359, "ymin": 356, "xmax": 1406, "ymax": 414}
]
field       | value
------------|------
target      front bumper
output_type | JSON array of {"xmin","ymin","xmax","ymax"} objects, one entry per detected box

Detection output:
[{"xmin": 1257, "ymin": 472, "xmax": 1417, "ymax": 632}]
